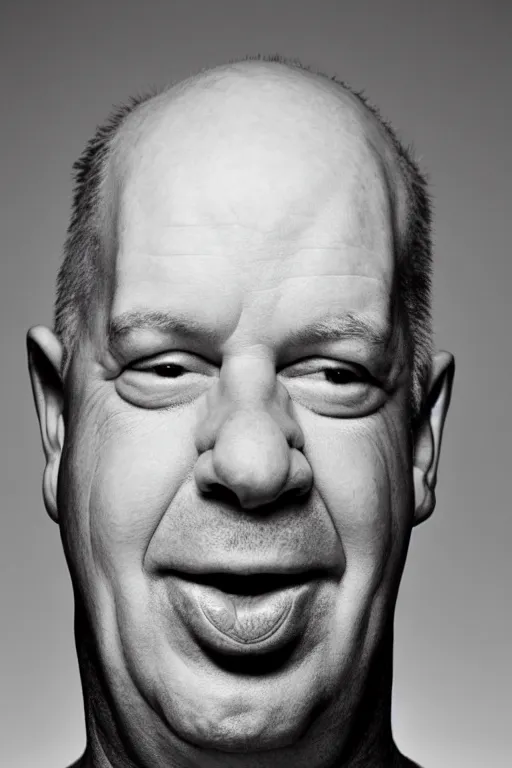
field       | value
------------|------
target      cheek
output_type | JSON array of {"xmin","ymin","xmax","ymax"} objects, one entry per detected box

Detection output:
[
  {"xmin": 62, "ymin": 398, "xmax": 198, "ymax": 582},
  {"xmin": 302, "ymin": 404, "xmax": 412, "ymax": 582}
]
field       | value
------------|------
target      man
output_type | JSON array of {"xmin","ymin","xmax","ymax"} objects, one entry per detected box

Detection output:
[{"xmin": 27, "ymin": 56, "xmax": 454, "ymax": 767}]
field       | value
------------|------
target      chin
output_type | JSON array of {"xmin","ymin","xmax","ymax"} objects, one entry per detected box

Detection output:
[
  {"xmin": 81, "ymin": 599, "xmax": 377, "ymax": 767},
  {"xmin": 88, "ymin": 575, "xmax": 380, "ymax": 762},
  {"xmin": 180, "ymin": 705, "xmax": 305, "ymax": 753},
  {"xmin": 147, "ymin": 643, "xmax": 334, "ymax": 754}
]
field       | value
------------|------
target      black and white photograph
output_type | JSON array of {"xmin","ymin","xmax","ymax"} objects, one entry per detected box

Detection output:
[{"xmin": 1, "ymin": 2, "xmax": 510, "ymax": 766}]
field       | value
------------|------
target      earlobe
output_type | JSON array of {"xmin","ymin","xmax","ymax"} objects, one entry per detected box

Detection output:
[
  {"xmin": 413, "ymin": 350, "xmax": 455, "ymax": 525},
  {"xmin": 26, "ymin": 326, "xmax": 65, "ymax": 523}
]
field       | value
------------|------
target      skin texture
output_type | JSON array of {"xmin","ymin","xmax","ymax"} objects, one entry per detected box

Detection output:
[{"xmin": 27, "ymin": 61, "xmax": 454, "ymax": 768}]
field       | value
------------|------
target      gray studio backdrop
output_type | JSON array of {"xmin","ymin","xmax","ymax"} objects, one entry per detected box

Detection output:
[{"xmin": 1, "ymin": 1, "xmax": 510, "ymax": 766}]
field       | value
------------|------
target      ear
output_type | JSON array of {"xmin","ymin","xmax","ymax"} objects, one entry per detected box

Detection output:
[
  {"xmin": 27, "ymin": 326, "xmax": 65, "ymax": 523},
  {"xmin": 412, "ymin": 350, "xmax": 455, "ymax": 525}
]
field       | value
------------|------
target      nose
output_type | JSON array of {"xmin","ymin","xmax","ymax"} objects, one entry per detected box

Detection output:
[{"xmin": 194, "ymin": 360, "xmax": 312, "ymax": 510}]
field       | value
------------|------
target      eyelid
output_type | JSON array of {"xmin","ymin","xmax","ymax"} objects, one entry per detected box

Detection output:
[
  {"xmin": 281, "ymin": 373, "xmax": 385, "ymax": 418},
  {"xmin": 116, "ymin": 351, "xmax": 217, "ymax": 410},
  {"xmin": 127, "ymin": 352, "xmax": 381, "ymax": 389},
  {"xmin": 128, "ymin": 350, "xmax": 215, "ymax": 372},
  {"xmin": 132, "ymin": 359, "xmax": 184, "ymax": 372},
  {"xmin": 280, "ymin": 357, "xmax": 372, "ymax": 378}
]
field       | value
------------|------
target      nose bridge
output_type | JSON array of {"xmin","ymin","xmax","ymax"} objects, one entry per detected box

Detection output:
[
  {"xmin": 199, "ymin": 355, "xmax": 302, "ymax": 449},
  {"xmin": 222, "ymin": 354, "xmax": 279, "ymax": 404},
  {"xmin": 194, "ymin": 355, "xmax": 310, "ymax": 509}
]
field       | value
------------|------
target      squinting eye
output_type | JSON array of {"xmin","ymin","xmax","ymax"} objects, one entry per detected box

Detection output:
[
  {"xmin": 150, "ymin": 363, "xmax": 187, "ymax": 378},
  {"xmin": 280, "ymin": 359, "xmax": 385, "ymax": 418},
  {"xmin": 323, "ymin": 367, "xmax": 362, "ymax": 385},
  {"xmin": 116, "ymin": 354, "xmax": 217, "ymax": 409}
]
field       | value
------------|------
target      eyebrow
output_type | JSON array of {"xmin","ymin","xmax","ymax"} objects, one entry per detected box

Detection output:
[
  {"xmin": 108, "ymin": 309, "xmax": 221, "ymax": 348},
  {"xmin": 284, "ymin": 313, "xmax": 391, "ymax": 350},
  {"xmin": 109, "ymin": 309, "xmax": 390, "ymax": 352}
]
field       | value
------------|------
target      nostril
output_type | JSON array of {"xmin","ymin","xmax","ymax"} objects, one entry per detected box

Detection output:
[
  {"xmin": 198, "ymin": 481, "xmax": 310, "ymax": 513},
  {"xmin": 200, "ymin": 483, "xmax": 241, "ymax": 507},
  {"xmin": 283, "ymin": 485, "xmax": 310, "ymax": 502}
]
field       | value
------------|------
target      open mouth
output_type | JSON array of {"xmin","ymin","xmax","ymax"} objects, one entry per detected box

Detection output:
[
  {"xmin": 172, "ymin": 569, "xmax": 323, "ymax": 596},
  {"xmin": 170, "ymin": 567, "xmax": 322, "ymax": 658}
]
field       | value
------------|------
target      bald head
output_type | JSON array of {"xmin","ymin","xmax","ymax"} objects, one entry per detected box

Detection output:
[
  {"xmin": 111, "ymin": 61, "xmax": 405, "ymax": 239},
  {"xmin": 56, "ymin": 56, "xmax": 432, "ymax": 413}
]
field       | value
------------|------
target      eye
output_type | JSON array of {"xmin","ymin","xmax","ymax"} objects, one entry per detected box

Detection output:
[
  {"xmin": 323, "ymin": 367, "xmax": 364, "ymax": 385},
  {"xmin": 280, "ymin": 359, "xmax": 385, "ymax": 417},
  {"xmin": 116, "ymin": 354, "xmax": 217, "ymax": 408},
  {"xmin": 146, "ymin": 363, "xmax": 187, "ymax": 378}
]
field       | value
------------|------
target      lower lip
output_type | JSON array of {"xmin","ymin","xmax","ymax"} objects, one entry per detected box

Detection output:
[{"xmin": 171, "ymin": 576, "xmax": 317, "ymax": 655}]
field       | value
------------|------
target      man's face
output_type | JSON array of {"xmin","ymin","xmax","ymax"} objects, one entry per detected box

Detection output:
[{"xmin": 38, "ymin": 73, "xmax": 426, "ymax": 765}]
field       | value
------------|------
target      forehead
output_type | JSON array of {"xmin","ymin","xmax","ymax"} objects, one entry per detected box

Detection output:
[
  {"xmin": 116, "ymin": 68, "xmax": 392, "ymax": 245},
  {"xmin": 108, "ymin": 66, "xmax": 397, "ymax": 342}
]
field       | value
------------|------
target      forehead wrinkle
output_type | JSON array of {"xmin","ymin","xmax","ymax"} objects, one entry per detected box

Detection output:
[{"xmin": 117, "ymin": 153, "xmax": 393, "ymax": 267}]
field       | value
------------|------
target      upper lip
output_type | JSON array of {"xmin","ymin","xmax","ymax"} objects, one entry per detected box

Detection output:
[{"xmin": 169, "ymin": 568, "xmax": 329, "ymax": 596}]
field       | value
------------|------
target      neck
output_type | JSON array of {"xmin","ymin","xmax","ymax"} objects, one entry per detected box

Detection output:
[{"xmin": 332, "ymin": 628, "xmax": 401, "ymax": 768}]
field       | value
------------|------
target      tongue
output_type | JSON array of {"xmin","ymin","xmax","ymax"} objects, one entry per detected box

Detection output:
[{"xmin": 199, "ymin": 590, "xmax": 293, "ymax": 644}]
